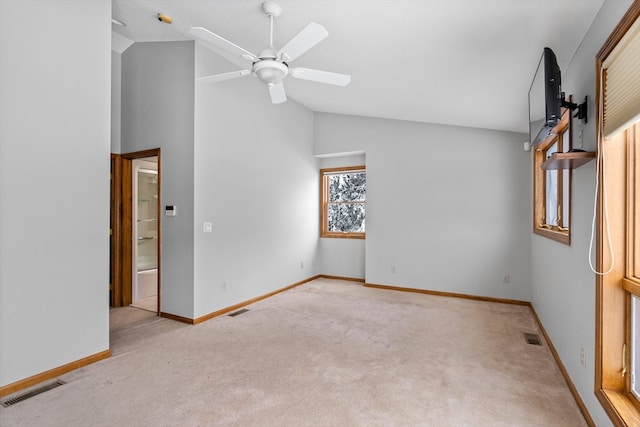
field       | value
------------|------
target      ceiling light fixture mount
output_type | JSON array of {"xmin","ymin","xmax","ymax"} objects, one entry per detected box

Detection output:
[{"xmin": 262, "ymin": 2, "xmax": 282, "ymax": 18}]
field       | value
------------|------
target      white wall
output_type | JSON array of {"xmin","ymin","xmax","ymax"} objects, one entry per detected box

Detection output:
[
  {"xmin": 530, "ymin": 1, "xmax": 634, "ymax": 425},
  {"xmin": 193, "ymin": 44, "xmax": 318, "ymax": 318},
  {"xmin": 315, "ymin": 114, "xmax": 533, "ymax": 301},
  {"xmin": 121, "ymin": 42, "xmax": 196, "ymax": 318},
  {"xmin": 317, "ymin": 154, "xmax": 367, "ymax": 279},
  {"xmin": 111, "ymin": 51, "xmax": 122, "ymax": 154},
  {"xmin": 111, "ymin": 32, "xmax": 134, "ymax": 154},
  {"xmin": 0, "ymin": 0, "xmax": 111, "ymax": 386}
]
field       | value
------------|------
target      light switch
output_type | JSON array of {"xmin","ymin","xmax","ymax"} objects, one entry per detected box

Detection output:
[{"xmin": 203, "ymin": 222, "xmax": 213, "ymax": 233}]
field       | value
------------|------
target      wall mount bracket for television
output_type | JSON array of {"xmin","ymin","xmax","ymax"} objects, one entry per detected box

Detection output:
[{"xmin": 561, "ymin": 94, "xmax": 588, "ymax": 124}]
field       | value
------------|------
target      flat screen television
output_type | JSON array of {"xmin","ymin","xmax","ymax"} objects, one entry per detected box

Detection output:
[{"xmin": 528, "ymin": 47, "xmax": 562, "ymax": 147}]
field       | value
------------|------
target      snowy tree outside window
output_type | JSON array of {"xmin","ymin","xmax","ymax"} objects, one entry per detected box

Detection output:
[{"xmin": 320, "ymin": 167, "xmax": 366, "ymax": 238}]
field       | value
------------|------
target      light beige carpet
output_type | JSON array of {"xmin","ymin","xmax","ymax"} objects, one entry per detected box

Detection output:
[{"xmin": 0, "ymin": 278, "xmax": 588, "ymax": 426}]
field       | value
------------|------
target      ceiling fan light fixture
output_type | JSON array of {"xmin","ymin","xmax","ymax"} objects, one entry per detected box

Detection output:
[{"xmin": 253, "ymin": 60, "xmax": 288, "ymax": 85}]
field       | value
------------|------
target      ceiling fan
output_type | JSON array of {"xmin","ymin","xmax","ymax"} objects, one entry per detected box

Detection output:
[{"xmin": 190, "ymin": 1, "xmax": 351, "ymax": 104}]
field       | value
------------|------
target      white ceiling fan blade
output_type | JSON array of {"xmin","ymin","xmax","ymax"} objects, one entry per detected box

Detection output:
[
  {"xmin": 268, "ymin": 82, "xmax": 287, "ymax": 104},
  {"xmin": 197, "ymin": 70, "xmax": 251, "ymax": 84},
  {"xmin": 277, "ymin": 23, "xmax": 328, "ymax": 62},
  {"xmin": 190, "ymin": 27, "xmax": 257, "ymax": 62},
  {"xmin": 290, "ymin": 68, "xmax": 351, "ymax": 86}
]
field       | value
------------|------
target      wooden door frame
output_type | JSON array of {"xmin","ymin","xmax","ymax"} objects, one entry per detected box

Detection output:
[
  {"xmin": 110, "ymin": 154, "xmax": 122, "ymax": 307},
  {"xmin": 111, "ymin": 148, "xmax": 162, "ymax": 315}
]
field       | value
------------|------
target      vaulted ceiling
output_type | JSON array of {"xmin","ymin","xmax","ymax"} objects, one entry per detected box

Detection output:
[{"xmin": 112, "ymin": 0, "xmax": 605, "ymax": 134}]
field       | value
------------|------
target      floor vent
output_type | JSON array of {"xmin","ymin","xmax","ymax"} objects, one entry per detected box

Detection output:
[
  {"xmin": 1, "ymin": 380, "xmax": 66, "ymax": 408},
  {"xmin": 524, "ymin": 333, "xmax": 543, "ymax": 346},
  {"xmin": 228, "ymin": 308, "xmax": 249, "ymax": 317}
]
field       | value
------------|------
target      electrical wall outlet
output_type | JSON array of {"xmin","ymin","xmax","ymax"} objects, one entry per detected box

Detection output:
[
  {"xmin": 221, "ymin": 282, "xmax": 226, "ymax": 291},
  {"xmin": 502, "ymin": 274, "xmax": 510, "ymax": 284},
  {"xmin": 300, "ymin": 261, "xmax": 304, "ymax": 269},
  {"xmin": 391, "ymin": 265, "xmax": 397, "ymax": 273},
  {"xmin": 580, "ymin": 347, "xmax": 586, "ymax": 368}
]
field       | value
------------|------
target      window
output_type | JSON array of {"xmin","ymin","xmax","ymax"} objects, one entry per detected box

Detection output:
[
  {"xmin": 596, "ymin": 2, "xmax": 640, "ymax": 425},
  {"xmin": 533, "ymin": 108, "xmax": 571, "ymax": 245},
  {"xmin": 623, "ymin": 124, "xmax": 640, "ymax": 405},
  {"xmin": 632, "ymin": 294, "xmax": 640, "ymax": 400},
  {"xmin": 597, "ymin": 122, "xmax": 640, "ymax": 426},
  {"xmin": 320, "ymin": 166, "xmax": 366, "ymax": 238}
]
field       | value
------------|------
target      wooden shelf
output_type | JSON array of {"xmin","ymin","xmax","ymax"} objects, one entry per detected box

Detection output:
[{"xmin": 541, "ymin": 151, "xmax": 596, "ymax": 170}]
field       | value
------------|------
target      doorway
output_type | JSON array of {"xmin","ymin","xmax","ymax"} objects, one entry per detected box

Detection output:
[
  {"xmin": 131, "ymin": 157, "xmax": 158, "ymax": 312},
  {"xmin": 110, "ymin": 148, "xmax": 161, "ymax": 315}
]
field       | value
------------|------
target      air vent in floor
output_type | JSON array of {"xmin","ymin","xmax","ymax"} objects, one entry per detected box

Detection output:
[
  {"xmin": 2, "ymin": 380, "xmax": 66, "ymax": 407},
  {"xmin": 524, "ymin": 332, "xmax": 543, "ymax": 346},
  {"xmin": 228, "ymin": 308, "xmax": 249, "ymax": 317}
]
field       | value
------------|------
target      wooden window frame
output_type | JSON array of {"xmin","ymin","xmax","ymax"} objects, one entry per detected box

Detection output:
[
  {"xmin": 624, "ymin": 125, "xmax": 640, "ymax": 412},
  {"xmin": 629, "ymin": 126, "xmax": 640, "ymax": 284},
  {"xmin": 596, "ymin": 123, "xmax": 640, "ymax": 427},
  {"xmin": 596, "ymin": 3, "xmax": 640, "ymax": 425},
  {"xmin": 320, "ymin": 166, "xmax": 366, "ymax": 239},
  {"xmin": 533, "ymin": 107, "xmax": 572, "ymax": 245}
]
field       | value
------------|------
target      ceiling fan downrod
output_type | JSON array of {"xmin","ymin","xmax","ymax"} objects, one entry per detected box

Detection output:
[{"xmin": 262, "ymin": 2, "xmax": 282, "ymax": 49}]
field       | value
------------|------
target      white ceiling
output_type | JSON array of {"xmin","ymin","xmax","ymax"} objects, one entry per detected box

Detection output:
[{"xmin": 112, "ymin": 0, "xmax": 605, "ymax": 134}]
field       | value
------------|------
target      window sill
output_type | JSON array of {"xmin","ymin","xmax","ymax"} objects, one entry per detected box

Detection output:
[
  {"xmin": 533, "ymin": 226, "xmax": 570, "ymax": 245},
  {"xmin": 320, "ymin": 233, "xmax": 365, "ymax": 239},
  {"xmin": 598, "ymin": 389, "xmax": 640, "ymax": 426}
]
